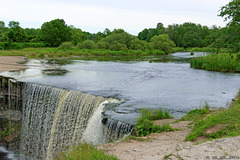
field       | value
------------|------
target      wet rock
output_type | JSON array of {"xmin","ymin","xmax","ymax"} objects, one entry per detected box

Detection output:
[{"xmin": 4, "ymin": 133, "xmax": 20, "ymax": 143}]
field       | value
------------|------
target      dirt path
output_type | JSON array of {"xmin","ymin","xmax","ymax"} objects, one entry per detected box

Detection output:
[
  {"xmin": 0, "ymin": 56, "xmax": 26, "ymax": 72},
  {"xmin": 98, "ymin": 120, "xmax": 240, "ymax": 160}
]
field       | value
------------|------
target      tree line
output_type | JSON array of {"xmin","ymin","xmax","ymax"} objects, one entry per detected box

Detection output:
[{"xmin": 0, "ymin": 0, "xmax": 239, "ymax": 53}]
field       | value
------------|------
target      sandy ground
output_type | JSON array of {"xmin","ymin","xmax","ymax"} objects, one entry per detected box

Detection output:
[
  {"xmin": 0, "ymin": 56, "xmax": 27, "ymax": 72},
  {"xmin": 98, "ymin": 120, "xmax": 240, "ymax": 160}
]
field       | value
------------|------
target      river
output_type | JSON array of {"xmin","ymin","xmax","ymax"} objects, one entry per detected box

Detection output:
[{"xmin": 1, "ymin": 52, "xmax": 240, "ymax": 124}]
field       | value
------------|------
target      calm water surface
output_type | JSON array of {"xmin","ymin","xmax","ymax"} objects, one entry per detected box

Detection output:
[{"xmin": 2, "ymin": 52, "xmax": 240, "ymax": 123}]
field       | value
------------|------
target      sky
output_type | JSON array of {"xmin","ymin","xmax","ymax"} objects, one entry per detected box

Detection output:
[{"xmin": 0, "ymin": 0, "xmax": 230, "ymax": 35}]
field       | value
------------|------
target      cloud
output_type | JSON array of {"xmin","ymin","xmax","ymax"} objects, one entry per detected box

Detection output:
[{"xmin": 0, "ymin": 0, "xmax": 229, "ymax": 35}]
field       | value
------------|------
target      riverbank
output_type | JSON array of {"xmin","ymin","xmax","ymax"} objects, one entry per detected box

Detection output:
[
  {"xmin": 98, "ymin": 121, "xmax": 240, "ymax": 160},
  {"xmin": 0, "ymin": 56, "xmax": 26, "ymax": 72},
  {"xmin": 98, "ymin": 95, "xmax": 240, "ymax": 160}
]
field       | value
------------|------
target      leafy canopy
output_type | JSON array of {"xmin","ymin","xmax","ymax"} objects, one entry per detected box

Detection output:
[{"xmin": 41, "ymin": 19, "xmax": 72, "ymax": 47}]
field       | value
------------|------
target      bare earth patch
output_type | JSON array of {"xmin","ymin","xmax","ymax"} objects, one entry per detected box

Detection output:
[
  {"xmin": 98, "ymin": 120, "xmax": 240, "ymax": 160},
  {"xmin": 0, "ymin": 56, "xmax": 26, "ymax": 72}
]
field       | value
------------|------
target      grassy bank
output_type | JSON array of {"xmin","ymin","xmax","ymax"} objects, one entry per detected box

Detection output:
[
  {"xmin": 181, "ymin": 91, "xmax": 240, "ymax": 141},
  {"xmin": 190, "ymin": 53, "xmax": 240, "ymax": 73},
  {"xmin": 0, "ymin": 47, "xmax": 167, "ymax": 58}
]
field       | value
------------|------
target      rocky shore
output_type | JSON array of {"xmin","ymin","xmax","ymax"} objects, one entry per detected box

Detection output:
[{"xmin": 98, "ymin": 120, "xmax": 240, "ymax": 160}]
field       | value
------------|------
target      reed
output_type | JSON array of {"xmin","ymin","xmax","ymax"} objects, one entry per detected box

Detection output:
[{"xmin": 190, "ymin": 53, "xmax": 240, "ymax": 73}]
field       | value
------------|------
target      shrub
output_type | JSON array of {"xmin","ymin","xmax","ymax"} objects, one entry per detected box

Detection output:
[
  {"xmin": 76, "ymin": 40, "xmax": 98, "ymax": 49},
  {"xmin": 135, "ymin": 108, "xmax": 174, "ymax": 137},
  {"xmin": 58, "ymin": 42, "xmax": 74, "ymax": 50},
  {"xmin": 96, "ymin": 41, "xmax": 110, "ymax": 49}
]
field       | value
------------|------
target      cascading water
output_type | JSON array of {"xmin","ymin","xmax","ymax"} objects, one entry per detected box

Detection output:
[
  {"xmin": 0, "ymin": 76, "xmax": 134, "ymax": 160},
  {"xmin": 102, "ymin": 118, "xmax": 135, "ymax": 142},
  {"xmin": 20, "ymin": 83, "xmax": 108, "ymax": 160}
]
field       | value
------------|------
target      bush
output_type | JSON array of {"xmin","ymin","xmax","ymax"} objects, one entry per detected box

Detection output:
[
  {"xmin": 76, "ymin": 40, "xmax": 98, "ymax": 49},
  {"xmin": 135, "ymin": 108, "xmax": 174, "ymax": 137},
  {"xmin": 96, "ymin": 41, "xmax": 110, "ymax": 49},
  {"xmin": 58, "ymin": 42, "xmax": 74, "ymax": 50}
]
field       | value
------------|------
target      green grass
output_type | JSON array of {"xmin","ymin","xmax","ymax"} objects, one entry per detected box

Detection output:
[
  {"xmin": 185, "ymin": 91, "xmax": 240, "ymax": 141},
  {"xmin": 190, "ymin": 53, "xmax": 240, "ymax": 73},
  {"xmin": 56, "ymin": 143, "xmax": 118, "ymax": 160},
  {"xmin": 0, "ymin": 119, "xmax": 21, "ymax": 138},
  {"xmin": 0, "ymin": 47, "xmax": 166, "ymax": 58},
  {"xmin": 134, "ymin": 108, "xmax": 174, "ymax": 137},
  {"xmin": 179, "ymin": 104, "xmax": 210, "ymax": 122}
]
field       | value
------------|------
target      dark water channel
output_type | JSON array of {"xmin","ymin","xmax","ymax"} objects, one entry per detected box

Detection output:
[{"xmin": 1, "ymin": 52, "xmax": 240, "ymax": 124}]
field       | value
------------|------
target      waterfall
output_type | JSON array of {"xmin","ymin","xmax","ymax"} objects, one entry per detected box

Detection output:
[
  {"xmin": 0, "ymin": 76, "xmax": 134, "ymax": 160},
  {"xmin": 20, "ymin": 83, "xmax": 107, "ymax": 160},
  {"xmin": 102, "ymin": 118, "xmax": 135, "ymax": 142}
]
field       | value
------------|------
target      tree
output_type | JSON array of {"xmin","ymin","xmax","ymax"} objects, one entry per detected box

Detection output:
[
  {"xmin": 138, "ymin": 29, "xmax": 149, "ymax": 41},
  {"xmin": 41, "ymin": 19, "xmax": 71, "ymax": 47},
  {"xmin": 156, "ymin": 22, "xmax": 166, "ymax": 34},
  {"xmin": 0, "ymin": 21, "xmax": 5, "ymax": 28},
  {"xmin": 100, "ymin": 31, "xmax": 134, "ymax": 49},
  {"xmin": 219, "ymin": 0, "xmax": 240, "ymax": 24},
  {"xmin": 150, "ymin": 34, "xmax": 175, "ymax": 54},
  {"xmin": 7, "ymin": 26, "xmax": 27, "ymax": 42},
  {"xmin": 8, "ymin": 21, "xmax": 20, "ymax": 28},
  {"xmin": 69, "ymin": 26, "xmax": 87, "ymax": 45},
  {"xmin": 219, "ymin": 0, "xmax": 240, "ymax": 52},
  {"xmin": 129, "ymin": 38, "xmax": 148, "ymax": 51}
]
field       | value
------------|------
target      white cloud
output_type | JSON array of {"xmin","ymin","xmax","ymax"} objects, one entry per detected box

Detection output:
[{"xmin": 0, "ymin": 0, "xmax": 229, "ymax": 35}]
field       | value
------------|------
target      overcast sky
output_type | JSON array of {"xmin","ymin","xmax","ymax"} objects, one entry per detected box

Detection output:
[{"xmin": 0, "ymin": 0, "xmax": 230, "ymax": 35}]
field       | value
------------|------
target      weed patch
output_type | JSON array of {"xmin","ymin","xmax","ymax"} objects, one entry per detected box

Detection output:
[{"xmin": 134, "ymin": 108, "xmax": 174, "ymax": 137}]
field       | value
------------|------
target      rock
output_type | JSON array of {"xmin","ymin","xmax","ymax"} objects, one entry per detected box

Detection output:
[
  {"xmin": 232, "ymin": 98, "xmax": 238, "ymax": 101},
  {"xmin": 4, "ymin": 132, "xmax": 20, "ymax": 143}
]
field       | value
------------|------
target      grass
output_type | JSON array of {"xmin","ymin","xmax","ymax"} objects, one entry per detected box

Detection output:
[
  {"xmin": 0, "ymin": 47, "xmax": 166, "ymax": 58},
  {"xmin": 179, "ymin": 104, "xmax": 210, "ymax": 122},
  {"xmin": 185, "ymin": 91, "xmax": 240, "ymax": 141},
  {"xmin": 134, "ymin": 108, "xmax": 174, "ymax": 137},
  {"xmin": 190, "ymin": 53, "xmax": 240, "ymax": 73},
  {"xmin": 56, "ymin": 143, "xmax": 118, "ymax": 160},
  {"xmin": 0, "ymin": 119, "xmax": 21, "ymax": 138}
]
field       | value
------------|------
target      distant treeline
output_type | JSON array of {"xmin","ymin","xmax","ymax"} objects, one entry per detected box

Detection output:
[{"xmin": 0, "ymin": 1, "xmax": 239, "ymax": 53}]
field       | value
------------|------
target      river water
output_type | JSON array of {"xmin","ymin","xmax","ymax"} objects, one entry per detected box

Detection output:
[{"xmin": 1, "ymin": 52, "xmax": 240, "ymax": 124}]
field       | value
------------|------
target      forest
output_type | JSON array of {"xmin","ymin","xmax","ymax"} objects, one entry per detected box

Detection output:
[{"xmin": 0, "ymin": 0, "xmax": 239, "ymax": 54}]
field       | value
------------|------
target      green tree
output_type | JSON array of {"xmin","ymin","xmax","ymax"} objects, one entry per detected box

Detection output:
[
  {"xmin": 129, "ymin": 38, "xmax": 148, "ymax": 50},
  {"xmin": 8, "ymin": 21, "xmax": 20, "ymax": 28},
  {"xmin": 7, "ymin": 26, "xmax": 27, "ymax": 42},
  {"xmin": 100, "ymin": 31, "xmax": 134, "ymax": 49},
  {"xmin": 103, "ymin": 28, "xmax": 111, "ymax": 36},
  {"xmin": 138, "ymin": 29, "xmax": 149, "ymax": 41},
  {"xmin": 70, "ymin": 26, "xmax": 87, "ymax": 45},
  {"xmin": 0, "ymin": 21, "xmax": 5, "ymax": 28},
  {"xmin": 219, "ymin": 0, "xmax": 240, "ymax": 52},
  {"xmin": 219, "ymin": 0, "xmax": 240, "ymax": 24},
  {"xmin": 156, "ymin": 22, "xmax": 166, "ymax": 34},
  {"xmin": 150, "ymin": 34, "xmax": 175, "ymax": 54},
  {"xmin": 41, "ymin": 19, "xmax": 71, "ymax": 47}
]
